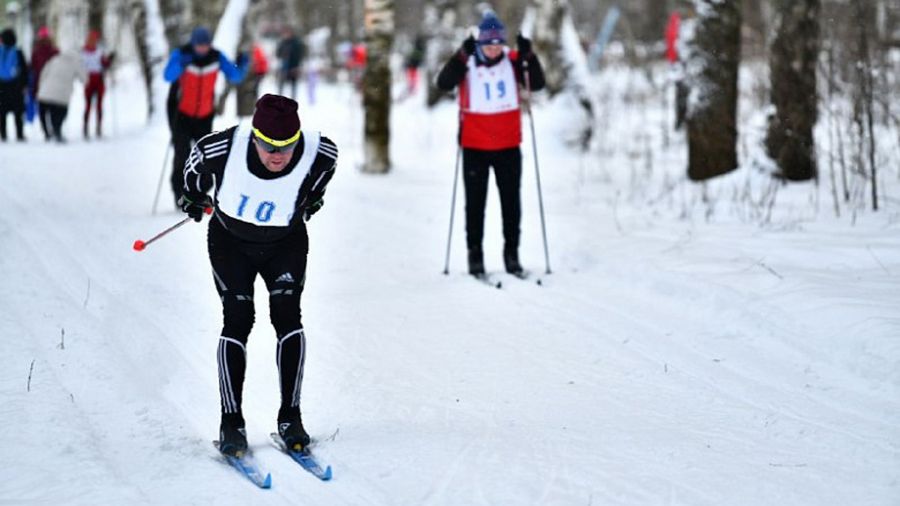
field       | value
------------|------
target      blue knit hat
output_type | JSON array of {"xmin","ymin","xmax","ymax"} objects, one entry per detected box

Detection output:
[
  {"xmin": 190, "ymin": 27, "xmax": 212, "ymax": 46},
  {"xmin": 477, "ymin": 12, "xmax": 506, "ymax": 45}
]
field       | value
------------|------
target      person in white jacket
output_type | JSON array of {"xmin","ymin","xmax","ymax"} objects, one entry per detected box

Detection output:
[{"xmin": 37, "ymin": 51, "xmax": 85, "ymax": 143}]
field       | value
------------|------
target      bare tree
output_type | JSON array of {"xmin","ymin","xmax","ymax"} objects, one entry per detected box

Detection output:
[
  {"xmin": 362, "ymin": 0, "xmax": 394, "ymax": 174},
  {"xmin": 526, "ymin": 0, "xmax": 566, "ymax": 95},
  {"xmin": 129, "ymin": 0, "xmax": 156, "ymax": 119},
  {"xmin": 158, "ymin": 0, "xmax": 191, "ymax": 48},
  {"xmin": 765, "ymin": 0, "xmax": 819, "ymax": 181},
  {"xmin": 29, "ymin": 0, "xmax": 51, "ymax": 32},
  {"xmin": 193, "ymin": 0, "xmax": 228, "ymax": 33},
  {"xmin": 683, "ymin": 0, "xmax": 741, "ymax": 181},
  {"xmin": 217, "ymin": 0, "xmax": 259, "ymax": 117},
  {"xmin": 88, "ymin": 0, "xmax": 106, "ymax": 33},
  {"xmin": 852, "ymin": 0, "xmax": 878, "ymax": 210},
  {"xmin": 424, "ymin": 0, "xmax": 462, "ymax": 107},
  {"xmin": 523, "ymin": 0, "xmax": 594, "ymax": 148}
]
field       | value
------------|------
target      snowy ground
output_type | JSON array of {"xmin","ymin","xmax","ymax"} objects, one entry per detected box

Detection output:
[{"xmin": 0, "ymin": 67, "xmax": 898, "ymax": 506}]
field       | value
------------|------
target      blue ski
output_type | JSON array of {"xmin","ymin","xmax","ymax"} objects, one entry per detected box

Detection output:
[
  {"xmin": 270, "ymin": 433, "xmax": 333, "ymax": 481},
  {"xmin": 213, "ymin": 441, "xmax": 272, "ymax": 489}
]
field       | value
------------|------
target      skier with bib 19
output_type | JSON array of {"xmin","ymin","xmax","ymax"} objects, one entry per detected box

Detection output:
[
  {"xmin": 179, "ymin": 94, "xmax": 337, "ymax": 456},
  {"xmin": 436, "ymin": 12, "xmax": 545, "ymax": 277}
]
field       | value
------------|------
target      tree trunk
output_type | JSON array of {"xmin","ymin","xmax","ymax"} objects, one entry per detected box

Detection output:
[
  {"xmin": 523, "ymin": 0, "xmax": 594, "ymax": 148},
  {"xmin": 527, "ymin": 0, "xmax": 566, "ymax": 96},
  {"xmin": 684, "ymin": 0, "xmax": 741, "ymax": 181},
  {"xmin": 158, "ymin": 0, "xmax": 191, "ymax": 48},
  {"xmin": 192, "ymin": 0, "xmax": 229, "ymax": 33},
  {"xmin": 852, "ymin": 0, "xmax": 878, "ymax": 210},
  {"xmin": 30, "ymin": 0, "xmax": 50, "ymax": 32},
  {"xmin": 220, "ymin": 0, "xmax": 259, "ymax": 117},
  {"xmin": 129, "ymin": 0, "xmax": 156, "ymax": 119},
  {"xmin": 362, "ymin": 0, "xmax": 394, "ymax": 174},
  {"xmin": 88, "ymin": 0, "xmax": 106, "ymax": 33},
  {"xmin": 424, "ymin": 0, "xmax": 461, "ymax": 107},
  {"xmin": 766, "ymin": 0, "xmax": 819, "ymax": 181}
]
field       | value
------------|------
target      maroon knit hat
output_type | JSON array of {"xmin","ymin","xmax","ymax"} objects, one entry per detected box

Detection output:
[{"xmin": 252, "ymin": 94, "xmax": 301, "ymax": 144}]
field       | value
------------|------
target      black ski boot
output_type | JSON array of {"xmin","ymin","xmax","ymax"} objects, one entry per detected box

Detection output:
[
  {"xmin": 278, "ymin": 407, "xmax": 311, "ymax": 451},
  {"xmin": 468, "ymin": 246, "xmax": 485, "ymax": 275},
  {"xmin": 503, "ymin": 245, "xmax": 524, "ymax": 275},
  {"xmin": 218, "ymin": 413, "xmax": 248, "ymax": 456}
]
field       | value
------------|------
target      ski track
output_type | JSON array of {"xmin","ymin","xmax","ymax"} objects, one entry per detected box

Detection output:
[{"xmin": 0, "ymin": 79, "xmax": 898, "ymax": 505}]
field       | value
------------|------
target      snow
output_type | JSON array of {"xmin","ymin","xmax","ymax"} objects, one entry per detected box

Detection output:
[{"xmin": 0, "ymin": 59, "xmax": 898, "ymax": 506}]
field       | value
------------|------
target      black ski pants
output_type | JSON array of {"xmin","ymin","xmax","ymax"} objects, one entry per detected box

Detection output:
[
  {"xmin": 0, "ymin": 83, "xmax": 25, "ymax": 140},
  {"xmin": 171, "ymin": 112, "xmax": 213, "ymax": 202},
  {"xmin": 38, "ymin": 101, "xmax": 67, "ymax": 141},
  {"xmin": 462, "ymin": 147, "xmax": 522, "ymax": 251},
  {"xmin": 208, "ymin": 217, "xmax": 309, "ymax": 417}
]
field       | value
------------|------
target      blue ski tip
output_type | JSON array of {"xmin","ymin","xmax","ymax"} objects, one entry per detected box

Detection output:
[
  {"xmin": 262, "ymin": 473, "xmax": 273, "ymax": 489},
  {"xmin": 322, "ymin": 466, "xmax": 333, "ymax": 481}
]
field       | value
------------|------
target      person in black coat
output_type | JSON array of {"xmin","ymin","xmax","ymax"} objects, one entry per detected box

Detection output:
[{"xmin": 0, "ymin": 29, "xmax": 29, "ymax": 141}]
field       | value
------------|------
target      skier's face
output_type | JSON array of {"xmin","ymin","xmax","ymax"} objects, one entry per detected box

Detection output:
[
  {"xmin": 193, "ymin": 43, "xmax": 211, "ymax": 57},
  {"xmin": 481, "ymin": 44, "xmax": 503, "ymax": 59},
  {"xmin": 254, "ymin": 139, "xmax": 294, "ymax": 172}
]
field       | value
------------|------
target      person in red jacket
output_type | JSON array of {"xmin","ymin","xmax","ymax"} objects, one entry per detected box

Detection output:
[
  {"xmin": 164, "ymin": 27, "xmax": 247, "ymax": 204},
  {"xmin": 436, "ymin": 12, "xmax": 545, "ymax": 276},
  {"xmin": 82, "ymin": 30, "xmax": 115, "ymax": 139}
]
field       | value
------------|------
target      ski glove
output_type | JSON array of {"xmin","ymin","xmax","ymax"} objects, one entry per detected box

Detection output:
[
  {"xmin": 303, "ymin": 198, "xmax": 324, "ymax": 222},
  {"xmin": 461, "ymin": 36, "xmax": 477, "ymax": 57},
  {"xmin": 517, "ymin": 34, "xmax": 533, "ymax": 60},
  {"xmin": 237, "ymin": 52, "xmax": 250, "ymax": 69},
  {"xmin": 179, "ymin": 193, "xmax": 212, "ymax": 222}
]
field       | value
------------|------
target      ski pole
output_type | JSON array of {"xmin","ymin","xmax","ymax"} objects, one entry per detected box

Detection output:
[
  {"xmin": 152, "ymin": 141, "xmax": 173, "ymax": 215},
  {"xmin": 442, "ymin": 144, "xmax": 462, "ymax": 275},
  {"xmin": 133, "ymin": 207, "xmax": 212, "ymax": 252},
  {"xmin": 522, "ymin": 59, "xmax": 552, "ymax": 275}
]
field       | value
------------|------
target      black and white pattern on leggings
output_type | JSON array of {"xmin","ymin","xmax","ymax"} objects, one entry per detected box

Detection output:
[{"xmin": 208, "ymin": 217, "xmax": 309, "ymax": 416}]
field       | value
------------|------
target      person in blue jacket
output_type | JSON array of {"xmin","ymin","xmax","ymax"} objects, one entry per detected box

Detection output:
[{"xmin": 163, "ymin": 27, "xmax": 247, "ymax": 204}]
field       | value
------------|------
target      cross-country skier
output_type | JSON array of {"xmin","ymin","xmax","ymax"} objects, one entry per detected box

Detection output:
[
  {"xmin": 81, "ymin": 30, "xmax": 115, "ymax": 139},
  {"xmin": 164, "ymin": 27, "xmax": 248, "ymax": 205},
  {"xmin": 179, "ymin": 94, "xmax": 337, "ymax": 456},
  {"xmin": 436, "ymin": 12, "xmax": 545, "ymax": 276}
]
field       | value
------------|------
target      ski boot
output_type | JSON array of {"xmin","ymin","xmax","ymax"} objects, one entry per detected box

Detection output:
[
  {"xmin": 468, "ymin": 246, "xmax": 485, "ymax": 276},
  {"xmin": 503, "ymin": 245, "xmax": 524, "ymax": 275},
  {"xmin": 278, "ymin": 407, "xmax": 311, "ymax": 451},
  {"xmin": 218, "ymin": 413, "xmax": 248, "ymax": 457}
]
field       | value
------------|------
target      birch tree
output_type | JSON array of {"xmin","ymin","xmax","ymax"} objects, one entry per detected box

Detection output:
[
  {"xmin": 362, "ymin": 0, "xmax": 394, "ymax": 174},
  {"xmin": 683, "ymin": 0, "xmax": 741, "ymax": 181},
  {"xmin": 766, "ymin": 0, "xmax": 819, "ymax": 181}
]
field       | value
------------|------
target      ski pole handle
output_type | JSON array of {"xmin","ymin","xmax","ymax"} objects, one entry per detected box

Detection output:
[{"xmin": 133, "ymin": 207, "xmax": 212, "ymax": 252}]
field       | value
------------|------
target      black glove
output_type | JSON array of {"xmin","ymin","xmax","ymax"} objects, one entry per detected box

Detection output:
[
  {"xmin": 236, "ymin": 52, "xmax": 249, "ymax": 69},
  {"xmin": 303, "ymin": 198, "xmax": 324, "ymax": 222},
  {"xmin": 179, "ymin": 192, "xmax": 212, "ymax": 222},
  {"xmin": 461, "ymin": 36, "xmax": 477, "ymax": 57},
  {"xmin": 517, "ymin": 34, "xmax": 532, "ymax": 59}
]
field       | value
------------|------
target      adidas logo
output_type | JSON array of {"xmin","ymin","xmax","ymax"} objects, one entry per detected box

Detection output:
[{"xmin": 275, "ymin": 272, "xmax": 295, "ymax": 283}]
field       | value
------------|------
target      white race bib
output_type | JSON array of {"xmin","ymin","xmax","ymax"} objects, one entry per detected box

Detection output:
[
  {"xmin": 216, "ymin": 125, "xmax": 320, "ymax": 227},
  {"xmin": 464, "ymin": 52, "xmax": 519, "ymax": 114}
]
